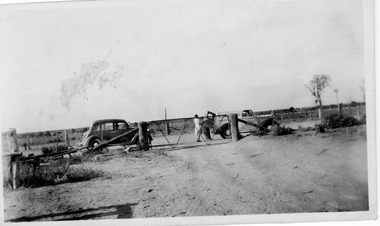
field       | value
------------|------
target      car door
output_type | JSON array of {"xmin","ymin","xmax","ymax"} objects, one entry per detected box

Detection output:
[
  {"xmin": 90, "ymin": 123, "xmax": 102, "ymax": 139},
  {"xmin": 101, "ymin": 122, "xmax": 115, "ymax": 141},
  {"xmin": 114, "ymin": 121, "xmax": 130, "ymax": 137}
]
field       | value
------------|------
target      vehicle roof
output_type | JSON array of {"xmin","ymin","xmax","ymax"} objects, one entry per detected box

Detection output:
[
  {"xmin": 92, "ymin": 119, "xmax": 128, "ymax": 124},
  {"xmin": 217, "ymin": 110, "xmax": 252, "ymax": 115}
]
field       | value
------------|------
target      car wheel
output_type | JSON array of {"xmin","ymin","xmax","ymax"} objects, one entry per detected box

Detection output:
[
  {"xmin": 220, "ymin": 125, "xmax": 232, "ymax": 139},
  {"xmin": 89, "ymin": 138, "xmax": 101, "ymax": 148}
]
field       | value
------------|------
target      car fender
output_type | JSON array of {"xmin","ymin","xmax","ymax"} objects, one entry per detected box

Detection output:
[
  {"xmin": 83, "ymin": 135, "xmax": 101, "ymax": 147},
  {"xmin": 215, "ymin": 123, "xmax": 229, "ymax": 134}
]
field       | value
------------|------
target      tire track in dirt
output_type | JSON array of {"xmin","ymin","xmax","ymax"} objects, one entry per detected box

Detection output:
[{"xmin": 168, "ymin": 131, "xmax": 368, "ymax": 215}]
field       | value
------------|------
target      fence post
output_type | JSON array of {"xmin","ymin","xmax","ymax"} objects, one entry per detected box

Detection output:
[
  {"xmin": 230, "ymin": 114, "xmax": 240, "ymax": 142},
  {"xmin": 138, "ymin": 122, "xmax": 149, "ymax": 151},
  {"xmin": 165, "ymin": 122, "xmax": 170, "ymax": 135},
  {"xmin": 56, "ymin": 132, "xmax": 59, "ymax": 151},
  {"xmin": 27, "ymin": 136, "xmax": 32, "ymax": 150},
  {"xmin": 7, "ymin": 128, "xmax": 21, "ymax": 189},
  {"xmin": 7, "ymin": 128, "xmax": 19, "ymax": 153},
  {"xmin": 356, "ymin": 105, "xmax": 360, "ymax": 117},
  {"xmin": 64, "ymin": 130, "xmax": 70, "ymax": 147}
]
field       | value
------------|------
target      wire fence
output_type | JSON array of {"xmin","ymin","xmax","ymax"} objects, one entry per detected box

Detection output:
[
  {"xmin": 148, "ymin": 115, "xmax": 232, "ymax": 149},
  {"xmin": 276, "ymin": 105, "xmax": 366, "ymax": 122}
]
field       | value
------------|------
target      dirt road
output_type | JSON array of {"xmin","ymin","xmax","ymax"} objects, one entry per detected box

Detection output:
[{"xmin": 3, "ymin": 126, "xmax": 368, "ymax": 221}]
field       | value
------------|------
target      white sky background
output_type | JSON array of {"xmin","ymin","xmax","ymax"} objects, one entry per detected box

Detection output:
[{"xmin": 0, "ymin": 0, "xmax": 366, "ymax": 132}]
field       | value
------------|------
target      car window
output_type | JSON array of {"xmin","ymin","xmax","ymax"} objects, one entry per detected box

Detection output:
[
  {"xmin": 102, "ymin": 122, "xmax": 114, "ymax": 131},
  {"xmin": 116, "ymin": 122, "xmax": 127, "ymax": 130},
  {"xmin": 92, "ymin": 123, "xmax": 100, "ymax": 131},
  {"xmin": 242, "ymin": 110, "xmax": 253, "ymax": 117}
]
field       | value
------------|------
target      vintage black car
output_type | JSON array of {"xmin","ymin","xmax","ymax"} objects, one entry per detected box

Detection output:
[{"xmin": 81, "ymin": 119, "xmax": 138, "ymax": 148}]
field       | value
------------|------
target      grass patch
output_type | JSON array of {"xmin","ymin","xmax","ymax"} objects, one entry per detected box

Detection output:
[
  {"xmin": 65, "ymin": 166, "xmax": 106, "ymax": 183},
  {"xmin": 325, "ymin": 113, "xmax": 362, "ymax": 129},
  {"xmin": 41, "ymin": 145, "xmax": 68, "ymax": 155},
  {"xmin": 15, "ymin": 159, "xmax": 107, "ymax": 188},
  {"xmin": 68, "ymin": 154, "xmax": 83, "ymax": 165}
]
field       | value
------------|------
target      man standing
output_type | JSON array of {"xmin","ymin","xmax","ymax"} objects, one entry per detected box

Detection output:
[{"xmin": 194, "ymin": 114, "xmax": 202, "ymax": 142}]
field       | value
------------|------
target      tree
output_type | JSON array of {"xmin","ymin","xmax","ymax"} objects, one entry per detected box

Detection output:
[
  {"xmin": 44, "ymin": 131, "xmax": 52, "ymax": 136},
  {"xmin": 37, "ymin": 131, "xmax": 44, "ymax": 137},
  {"xmin": 305, "ymin": 74, "xmax": 331, "ymax": 120}
]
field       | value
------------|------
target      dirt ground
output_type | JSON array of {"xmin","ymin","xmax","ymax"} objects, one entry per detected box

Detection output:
[{"xmin": 2, "ymin": 125, "xmax": 368, "ymax": 222}]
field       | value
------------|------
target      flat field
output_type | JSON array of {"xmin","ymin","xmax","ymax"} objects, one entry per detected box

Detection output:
[{"xmin": 3, "ymin": 125, "xmax": 368, "ymax": 221}]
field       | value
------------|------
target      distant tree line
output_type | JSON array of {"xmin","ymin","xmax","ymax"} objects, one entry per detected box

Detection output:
[
  {"xmin": 254, "ymin": 101, "xmax": 365, "ymax": 116},
  {"xmin": 18, "ymin": 127, "xmax": 89, "ymax": 139}
]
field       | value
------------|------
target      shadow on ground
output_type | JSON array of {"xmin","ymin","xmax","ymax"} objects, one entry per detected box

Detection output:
[{"xmin": 7, "ymin": 203, "xmax": 138, "ymax": 222}]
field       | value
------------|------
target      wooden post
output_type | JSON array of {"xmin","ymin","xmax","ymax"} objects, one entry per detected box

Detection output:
[
  {"xmin": 7, "ymin": 128, "xmax": 19, "ymax": 153},
  {"xmin": 230, "ymin": 114, "xmax": 240, "ymax": 142},
  {"xmin": 339, "ymin": 103, "xmax": 343, "ymax": 115},
  {"xmin": 56, "ymin": 132, "xmax": 59, "ymax": 151},
  {"xmin": 165, "ymin": 122, "xmax": 170, "ymax": 135},
  {"xmin": 11, "ymin": 155, "xmax": 21, "ymax": 189},
  {"xmin": 165, "ymin": 108, "xmax": 170, "ymax": 135},
  {"xmin": 138, "ymin": 122, "xmax": 149, "ymax": 151},
  {"xmin": 7, "ymin": 128, "xmax": 20, "ymax": 189},
  {"xmin": 27, "ymin": 136, "xmax": 32, "ymax": 150},
  {"xmin": 64, "ymin": 130, "xmax": 70, "ymax": 147}
]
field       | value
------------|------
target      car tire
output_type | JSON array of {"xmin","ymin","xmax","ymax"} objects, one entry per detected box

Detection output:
[
  {"xmin": 220, "ymin": 124, "xmax": 232, "ymax": 139},
  {"xmin": 89, "ymin": 138, "xmax": 101, "ymax": 148}
]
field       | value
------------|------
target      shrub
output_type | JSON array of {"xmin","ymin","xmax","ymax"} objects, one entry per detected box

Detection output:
[
  {"xmin": 270, "ymin": 124, "xmax": 293, "ymax": 136},
  {"xmin": 19, "ymin": 158, "xmax": 69, "ymax": 187},
  {"xmin": 41, "ymin": 147, "xmax": 53, "ymax": 155},
  {"xmin": 66, "ymin": 167, "xmax": 106, "ymax": 183},
  {"xmin": 41, "ymin": 145, "xmax": 68, "ymax": 155},
  {"xmin": 57, "ymin": 145, "xmax": 68, "ymax": 152},
  {"xmin": 69, "ymin": 155, "xmax": 83, "ymax": 165},
  {"xmin": 315, "ymin": 124, "xmax": 325, "ymax": 133},
  {"xmin": 325, "ymin": 113, "xmax": 361, "ymax": 129},
  {"xmin": 18, "ymin": 160, "xmax": 105, "ymax": 187}
]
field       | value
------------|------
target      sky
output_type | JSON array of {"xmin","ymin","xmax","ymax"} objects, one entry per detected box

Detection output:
[{"xmin": 0, "ymin": 0, "xmax": 369, "ymax": 133}]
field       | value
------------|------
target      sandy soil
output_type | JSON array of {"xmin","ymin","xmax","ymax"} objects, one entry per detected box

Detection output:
[{"xmin": 2, "ymin": 125, "xmax": 368, "ymax": 222}]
